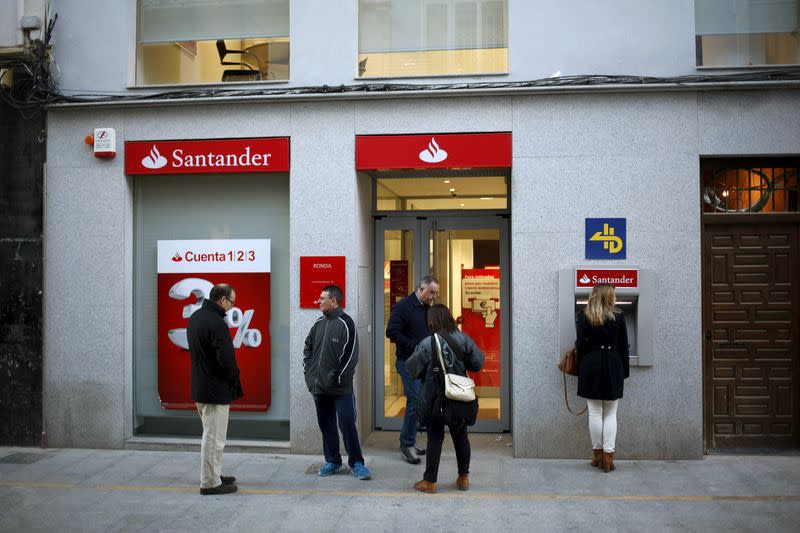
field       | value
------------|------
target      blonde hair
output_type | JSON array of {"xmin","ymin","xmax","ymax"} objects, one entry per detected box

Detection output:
[{"xmin": 584, "ymin": 283, "xmax": 617, "ymax": 326}]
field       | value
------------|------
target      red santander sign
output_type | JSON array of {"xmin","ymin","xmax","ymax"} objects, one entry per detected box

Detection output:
[
  {"xmin": 576, "ymin": 268, "xmax": 638, "ymax": 289},
  {"xmin": 356, "ymin": 132, "xmax": 511, "ymax": 170},
  {"xmin": 125, "ymin": 137, "xmax": 289, "ymax": 175}
]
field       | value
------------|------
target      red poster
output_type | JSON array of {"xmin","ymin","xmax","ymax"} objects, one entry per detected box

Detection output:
[
  {"xmin": 300, "ymin": 256, "xmax": 346, "ymax": 308},
  {"xmin": 157, "ymin": 239, "xmax": 271, "ymax": 411},
  {"xmin": 125, "ymin": 137, "xmax": 290, "ymax": 175},
  {"xmin": 389, "ymin": 260, "xmax": 409, "ymax": 310},
  {"xmin": 356, "ymin": 132, "xmax": 512, "ymax": 170},
  {"xmin": 460, "ymin": 268, "xmax": 501, "ymax": 387}
]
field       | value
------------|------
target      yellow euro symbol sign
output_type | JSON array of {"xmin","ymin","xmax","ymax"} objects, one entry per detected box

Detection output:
[{"xmin": 589, "ymin": 223, "xmax": 623, "ymax": 254}]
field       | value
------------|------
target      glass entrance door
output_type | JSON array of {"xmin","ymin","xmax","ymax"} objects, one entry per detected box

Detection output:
[{"xmin": 374, "ymin": 215, "xmax": 510, "ymax": 432}]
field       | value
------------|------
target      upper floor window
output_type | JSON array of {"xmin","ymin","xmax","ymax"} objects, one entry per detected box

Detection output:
[
  {"xmin": 136, "ymin": 0, "xmax": 290, "ymax": 86},
  {"xmin": 358, "ymin": 0, "xmax": 508, "ymax": 78},
  {"xmin": 695, "ymin": 0, "xmax": 799, "ymax": 67}
]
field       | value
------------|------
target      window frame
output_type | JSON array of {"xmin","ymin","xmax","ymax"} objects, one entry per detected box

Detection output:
[
  {"xmin": 355, "ymin": 0, "xmax": 510, "ymax": 80},
  {"xmin": 129, "ymin": 0, "xmax": 291, "ymax": 89}
]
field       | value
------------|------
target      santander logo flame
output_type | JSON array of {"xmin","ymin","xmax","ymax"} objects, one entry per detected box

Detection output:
[
  {"xmin": 418, "ymin": 137, "xmax": 448, "ymax": 163},
  {"xmin": 142, "ymin": 145, "xmax": 168, "ymax": 169},
  {"xmin": 171, "ymin": 253, "xmax": 183, "ymax": 262},
  {"xmin": 579, "ymin": 274, "xmax": 591, "ymax": 284}
]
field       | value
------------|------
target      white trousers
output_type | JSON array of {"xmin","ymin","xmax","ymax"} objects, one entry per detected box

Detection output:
[
  {"xmin": 196, "ymin": 402, "xmax": 230, "ymax": 488},
  {"xmin": 586, "ymin": 399, "xmax": 619, "ymax": 453}
]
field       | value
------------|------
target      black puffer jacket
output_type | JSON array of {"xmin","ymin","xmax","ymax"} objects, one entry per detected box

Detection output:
[
  {"xmin": 575, "ymin": 309, "xmax": 630, "ymax": 401},
  {"xmin": 303, "ymin": 307, "xmax": 358, "ymax": 396},
  {"xmin": 406, "ymin": 330, "xmax": 484, "ymax": 423},
  {"xmin": 187, "ymin": 299, "xmax": 243, "ymax": 404}
]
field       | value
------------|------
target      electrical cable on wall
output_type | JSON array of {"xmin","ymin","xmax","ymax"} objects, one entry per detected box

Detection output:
[{"xmin": 2, "ymin": 13, "xmax": 800, "ymax": 113}]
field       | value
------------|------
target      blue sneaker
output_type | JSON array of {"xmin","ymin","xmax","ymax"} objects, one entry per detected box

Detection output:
[
  {"xmin": 350, "ymin": 461, "xmax": 371, "ymax": 480},
  {"xmin": 318, "ymin": 462, "xmax": 344, "ymax": 477}
]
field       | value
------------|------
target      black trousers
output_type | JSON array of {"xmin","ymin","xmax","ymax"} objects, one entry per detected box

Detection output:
[
  {"xmin": 313, "ymin": 393, "xmax": 364, "ymax": 467},
  {"xmin": 423, "ymin": 416, "xmax": 470, "ymax": 483}
]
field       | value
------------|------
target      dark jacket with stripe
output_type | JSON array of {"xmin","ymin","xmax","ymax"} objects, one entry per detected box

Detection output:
[
  {"xmin": 303, "ymin": 306, "xmax": 359, "ymax": 396},
  {"xmin": 187, "ymin": 299, "xmax": 244, "ymax": 404},
  {"xmin": 575, "ymin": 309, "xmax": 630, "ymax": 401},
  {"xmin": 386, "ymin": 292, "xmax": 430, "ymax": 360}
]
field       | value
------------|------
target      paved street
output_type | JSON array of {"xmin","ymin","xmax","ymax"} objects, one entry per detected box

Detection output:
[{"xmin": 1, "ymin": 433, "xmax": 798, "ymax": 533}]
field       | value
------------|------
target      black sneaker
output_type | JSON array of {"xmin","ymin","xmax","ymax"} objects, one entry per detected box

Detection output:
[
  {"xmin": 200, "ymin": 483, "xmax": 238, "ymax": 495},
  {"xmin": 414, "ymin": 446, "xmax": 426, "ymax": 456},
  {"xmin": 220, "ymin": 475, "xmax": 236, "ymax": 485},
  {"xmin": 400, "ymin": 446, "xmax": 421, "ymax": 464}
]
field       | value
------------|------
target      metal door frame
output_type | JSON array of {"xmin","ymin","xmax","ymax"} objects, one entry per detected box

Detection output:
[{"xmin": 373, "ymin": 213, "xmax": 511, "ymax": 432}]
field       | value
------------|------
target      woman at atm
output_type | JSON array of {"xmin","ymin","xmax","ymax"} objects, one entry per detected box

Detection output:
[{"xmin": 575, "ymin": 283, "xmax": 630, "ymax": 473}]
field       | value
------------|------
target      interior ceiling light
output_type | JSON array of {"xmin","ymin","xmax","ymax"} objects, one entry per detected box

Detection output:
[
  {"xmin": 460, "ymin": 203, "xmax": 465, "ymax": 207},
  {"xmin": 443, "ymin": 179, "xmax": 451, "ymax": 183},
  {"xmin": 480, "ymin": 197, "xmax": 494, "ymax": 200},
  {"xmin": 449, "ymin": 188, "xmax": 456, "ymax": 192}
]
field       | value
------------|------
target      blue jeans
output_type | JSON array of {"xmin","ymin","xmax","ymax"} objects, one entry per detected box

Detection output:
[
  {"xmin": 396, "ymin": 357, "xmax": 420, "ymax": 447},
  {"xmin": 313, "ymin": 394, "xmax": 364, "ymax": 467}
]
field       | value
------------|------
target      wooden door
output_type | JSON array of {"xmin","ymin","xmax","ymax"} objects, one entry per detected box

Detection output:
[{"xmin": 703, "ymin": 220, "xmax": 800, "ymax": 450}]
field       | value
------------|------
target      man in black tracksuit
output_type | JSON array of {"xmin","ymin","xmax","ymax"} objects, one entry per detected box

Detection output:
[{"xmin": 303, "ymin": 284, "xmax": 371, "ymax": 480}]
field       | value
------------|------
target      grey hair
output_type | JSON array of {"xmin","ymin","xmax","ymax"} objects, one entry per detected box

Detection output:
[{"xmin": 419, "ymin": 275, "xmax": 439, "ymax": 288}]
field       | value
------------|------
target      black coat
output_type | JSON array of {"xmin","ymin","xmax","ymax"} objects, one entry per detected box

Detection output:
[
  {"xmin": 406, "ymin": 330, "xmax": 484, "ymax": 424},
  {"xmin": 575, "ymin": 310, "xmax": 630, "ymax": 401},
  {"xmin": 386, "ymin": 292, "xmax": 430, "ymax": 360},
  {"xmin": 187, "ymin": 299, "xmax": 243, "ymax": 404}
]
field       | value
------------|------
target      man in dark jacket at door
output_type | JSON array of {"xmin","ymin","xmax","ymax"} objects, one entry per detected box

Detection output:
[
  {"xmin": 303, "ymin": 284, "xmax": 371, "ymax": 480},
  {"xmin": 187, "ymin": 283, "xmax": 244, "ymax": 495},
  {"xmin": 386, "ymin": 275, "xmax": 439, "ymax": 464}
]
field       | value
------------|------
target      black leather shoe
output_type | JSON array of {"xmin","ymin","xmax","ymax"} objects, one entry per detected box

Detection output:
[
  {"xmin": 221, "ymin": 475, "xmax": 236, "ymax": 485},
  {"xmin": 414, "ymin": 446, "xmax": 426, "ymax": 456},
  {"xmin": 200, "ymin": 483, "xmax": 238, "ymax": 495},
  {"xmin": 400, "ymin": 446, "xmax": 421, "ymax": 464}
]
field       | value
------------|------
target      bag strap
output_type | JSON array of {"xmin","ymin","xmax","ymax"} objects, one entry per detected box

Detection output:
[
  {"xmin": 562, "ymin": 370, "xmax": 587, "ymax": 416},
  {"xmin": 433, "ymin": 334, "xmax": 449, "ymax": 376}
]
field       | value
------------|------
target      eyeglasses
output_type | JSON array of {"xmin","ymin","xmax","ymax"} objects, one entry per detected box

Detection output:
[{"xmin": 225, "ymin": 296, "xmax": 235, "ymax": 305}]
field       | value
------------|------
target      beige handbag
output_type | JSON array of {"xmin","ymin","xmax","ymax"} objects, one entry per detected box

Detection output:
[{"xmin": 434, "ymin": 333, "xmax": 476, "ymax": 403}]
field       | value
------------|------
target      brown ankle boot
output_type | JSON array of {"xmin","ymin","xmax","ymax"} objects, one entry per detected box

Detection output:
[
  {"xmin": 414, "ymin": 480, "xmax": 438, "ymax": 493},
  {"xmin": 456, "ymin": 474, "xmax": 469, "ymax": 491},
  {"xmin": 591, "ymin": 449, "xmax": 603, "ymax": 468},
  {"xmin": 602, "ymin": 451, "xmax": 615, "ymax": 473}
]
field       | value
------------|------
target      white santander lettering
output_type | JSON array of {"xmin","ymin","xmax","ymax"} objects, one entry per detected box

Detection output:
[{"xmin": 167, "ymin": 147, "xmax": 274, "ymax": 169}]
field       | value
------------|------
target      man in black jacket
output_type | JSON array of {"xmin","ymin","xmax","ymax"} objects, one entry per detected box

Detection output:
[
  {"xmin": 187, "ymin": 283, "xmax": 243, "ymax": 495},
  {"xmin": 386, "ymin": 275, "xmax": 439, "ymax": 464},
  {"xmin": 303, "ymin": 284, "xmax": 371, "ymax": 480}
]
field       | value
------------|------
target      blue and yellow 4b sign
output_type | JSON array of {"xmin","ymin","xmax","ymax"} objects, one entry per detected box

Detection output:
[{"xmin": 585, "ymin": 218, "xmax": 626, "ymax": 259}]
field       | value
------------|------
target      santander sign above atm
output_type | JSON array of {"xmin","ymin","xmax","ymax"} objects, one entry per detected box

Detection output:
[{"xmin": 125, "ymin": 137, "xmax": 289, "ymax": 175}]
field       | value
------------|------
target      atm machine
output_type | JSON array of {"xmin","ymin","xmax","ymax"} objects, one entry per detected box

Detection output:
[{"xmin": 558, "ymin": 267, "xmax": 655, "ymax": 366}]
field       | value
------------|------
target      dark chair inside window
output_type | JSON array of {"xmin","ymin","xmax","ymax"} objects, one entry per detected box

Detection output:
[{"xmin": 216, "ymin": 39, "xmax": 262, "ymax": 82}]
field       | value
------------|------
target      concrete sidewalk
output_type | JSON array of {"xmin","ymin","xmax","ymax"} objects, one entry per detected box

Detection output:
[{"xmin": 1, "ymin": 433, "xmax": 798, "ymax": 533}]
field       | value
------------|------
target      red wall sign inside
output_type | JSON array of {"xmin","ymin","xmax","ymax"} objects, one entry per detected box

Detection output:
[
  {"xmin": 576, "ymin": 268, "xmax": 639, "ymax": 289},
  {"xmin": 300, "ymin": 256, "xmax": 346, "ymax": 308},
  {"xmin": 356, "ymin": 132, "xmax": 512, "ymax": 170},
  {"xmin": 125, "ymin": 137, "xmax": 290, "ymax": 175},
  {"xmin": 389, "ymin": 260, "xmax": 409, "ymax": 311},
  {"xmin": 460, "ymin": 268, "xmax": 501, "ymax": 388}
]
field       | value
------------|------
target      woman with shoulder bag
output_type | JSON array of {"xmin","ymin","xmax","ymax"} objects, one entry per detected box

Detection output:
[
  {"xmin": 406, "ymin": 304, "xmax": 484, "ymax": 494},
  {"xmin": 576, "ymin": 283, "xmax": 630, "ymax": 473}
]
